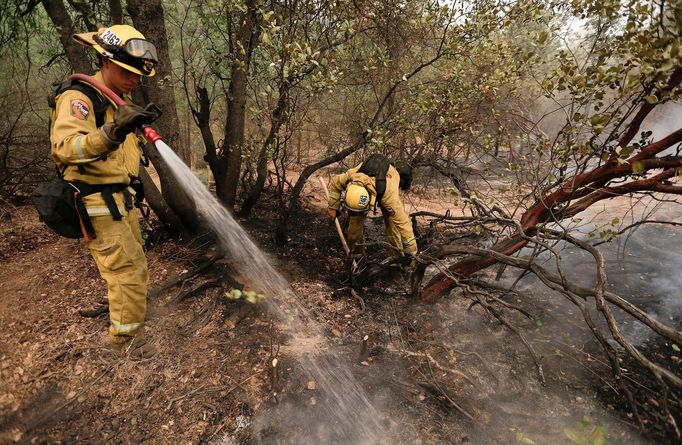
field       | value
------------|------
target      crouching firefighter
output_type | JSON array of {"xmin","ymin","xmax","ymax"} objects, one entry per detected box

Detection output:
[
  {"xmin": 327, "ymin": 154, "xmax": 418, "ymax": 261},
  {"xmin": 49, "ymin": 25, "xmax": 160, "ymax": 350}
]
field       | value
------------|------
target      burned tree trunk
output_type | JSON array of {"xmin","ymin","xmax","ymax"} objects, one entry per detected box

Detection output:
[
  {"xmin": 238, "ymin": 84, "xmax": 289, "ymax": 217},
  {"xmin": 127, "ymin": 0, "xmax": 202, "ymax": 234},
  {"xmin": 137, "ymin": 167, "xmax": 190, "ymax": 239},
  {"xmin": 40, "ymin": 0, "xmax": 91, "ymax": 73},
  {"xmin": 127, "ymin": 0, "xmax": 184, "ymax": 162},
  {"xmin": 216, "ymin": 0, "xmax": 261, "ymax": 209}
]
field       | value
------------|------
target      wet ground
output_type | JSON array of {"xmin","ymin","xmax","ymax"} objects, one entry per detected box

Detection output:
[{"xmin": 1, "ymin": 191, "xmax": 679, "ymax": 444}]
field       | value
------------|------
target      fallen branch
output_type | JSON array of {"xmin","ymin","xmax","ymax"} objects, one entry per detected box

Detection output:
[
  {"xmin": 78, "ymin": 306, "xmax": 108, "ymax": 318},
  {"xmin": 149, "ymin": 254, "xmax": 221, "ymax": 299},
  {"xmin": 166, "ymin": 279, "xmax": 222, "ymax": 306},
  {"xmin": 402, "ymin": 349, "xmax": 480, "ymax": 390},
  {"xmin": 469, "ymin": 290, "xmax": 545, "ymax": 385},
  {"xmin": 417, "ymin": 382, "xmax": 475, "ymax": 422},
  {"xmin": 349, "ymin": 288, "xmax": 366, "ymax": 313}
]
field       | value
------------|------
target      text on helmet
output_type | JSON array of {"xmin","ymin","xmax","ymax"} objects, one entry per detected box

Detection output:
[{"xmin": 100, "ymin": 29, "xmax": 122, "ymax": 47}]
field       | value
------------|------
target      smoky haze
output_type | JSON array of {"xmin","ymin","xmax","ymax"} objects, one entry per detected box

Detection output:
[{"xmin": 474, "ymin": 101, "xmax": 682, "ymax": 443}]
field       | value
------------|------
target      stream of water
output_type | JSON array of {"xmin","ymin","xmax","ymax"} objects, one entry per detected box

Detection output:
[{"xmin": 154, "ymin": 141, "xmax": 385, "ymax": 443}]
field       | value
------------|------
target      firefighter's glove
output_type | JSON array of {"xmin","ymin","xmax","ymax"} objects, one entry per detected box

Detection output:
[
  {"xmin": 101, "ymin": 103, "xmax": 160, "ymax": 148},
  {"xmin": 400, "ymin": 257, "xmax": 418, "ymax": 274},
  {"xmin": 327, "ymin": 208, "xmax": 337, "ymax": 221}
]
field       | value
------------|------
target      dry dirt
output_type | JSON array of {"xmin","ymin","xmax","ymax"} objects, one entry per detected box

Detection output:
[{"xmin": 0, "ymin": 182, "xmax": 676, "ymax": 444}]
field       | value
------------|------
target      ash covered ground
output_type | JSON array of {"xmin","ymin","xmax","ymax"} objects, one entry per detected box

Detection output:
[{"xmin": 1, "ymin": 181, "xmax": 679, "ymax": 444}]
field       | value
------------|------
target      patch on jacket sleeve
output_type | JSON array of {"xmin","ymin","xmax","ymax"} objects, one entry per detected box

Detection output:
[{"xmin": 70, "ymin": 99, "xmax": 90, "ymax": 120}]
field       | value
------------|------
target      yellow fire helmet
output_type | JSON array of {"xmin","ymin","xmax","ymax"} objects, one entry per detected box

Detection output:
[
  {"xmin": 73, "ymin": 25, "xmax": 158, "ymax": 76},
  {"xmin": 343, "ymin": 183, "xmax": 372, "ymax": 214}
]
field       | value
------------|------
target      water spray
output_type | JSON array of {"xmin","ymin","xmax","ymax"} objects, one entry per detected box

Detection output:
[{"xmin": 68, "ymin": 73, "xmax": 387, "ymax": 442}]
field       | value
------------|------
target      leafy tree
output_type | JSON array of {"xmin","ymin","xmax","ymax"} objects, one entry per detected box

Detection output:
[
  {"xmin": 0, "ymin": 4, "xmax": 66, "ymax": 200},
  {"xmin": 176, "ymin": 0, "xmax": 265, "ymax": 208},
  {"xmin": 408, "ymin": 0, "xmax": 681, "ymax": 437}
]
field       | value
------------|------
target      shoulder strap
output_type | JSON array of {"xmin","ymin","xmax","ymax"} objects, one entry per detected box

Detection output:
[
  {"xmin": 358, "ymin": 154, "xmax": 391, "ymax": 207},
  {"xmin": 48, "ymin": 79, "xmax": 110, "ymax": 178},
  {"xmin": 48, "ymin": 79, "xmax": 110, "ymax": 128}
]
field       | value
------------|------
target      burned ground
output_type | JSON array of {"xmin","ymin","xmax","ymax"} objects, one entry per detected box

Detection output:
[{"xmin": 0, "ymin": 190, "xmax": 678, "ymax": 444}]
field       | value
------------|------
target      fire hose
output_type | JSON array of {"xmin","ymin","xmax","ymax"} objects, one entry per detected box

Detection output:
[{"xmin": 68, "ymin": 73, "xmax": 163, "ymax": 145}]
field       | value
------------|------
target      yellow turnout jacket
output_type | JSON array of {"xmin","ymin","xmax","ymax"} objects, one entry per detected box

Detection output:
[
  {"xmin": 328, "ymin": 163, "xmax": 417, "ymax": 255},
  {"xmin": 50, "ymin": 71, "xmax": 144, "ymax": 217}
]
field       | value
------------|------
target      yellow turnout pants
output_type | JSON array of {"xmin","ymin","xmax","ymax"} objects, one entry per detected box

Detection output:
[
  {"xmin": 87, "ymin": 209, "xmax": 148, "ymax": 345},
  {"xmin": 348, "ymin": 215, "xmax": 366, "ymax": 255},
  {"xmin": 348, "ymin": 213, "xmax": 404, "ymax": 257}
]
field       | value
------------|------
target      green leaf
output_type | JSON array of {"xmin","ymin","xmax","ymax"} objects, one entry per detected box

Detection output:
[
  {"xmin": 615, "ymin": 145, "xmax": 631, "ymax": 157},
  {"xmin": 589, "ymin": 114, "xmax": 608, "ymax": 131},
  {"xmin": 564, "ymin": 427, "xmax": 584, "ymax": 444},
  {"xmin": 514, "ymin": 431, "xmax": 536, "ymax": 444},
  {"xmin": 673, "ymin": 344, "xmax": 680, "ymax": 352},
  {"xmin": 564, "ymin": 417, "xmax": 608, "ymax": 445},
  {"xmin": 226, "ymin": 288, "xmax": 242, "ymax": 300},
  {"xmin": 671, "ymin": 43, "xmax": 680, "ymax": 58},
  {"xmin": 588, "ymin": 426, "xmax": 608, "ymax": 445},
  {"xmin": 644, "ymin": 94, "xmax": 658, "ymax": 104},
  {"xmin": 632, "ymin": 161, "xmax": 645, "ymax": 174},
  {"xmin": 537, "ymin": 31, "xmax": 548, "ymax": 45},
  {"xmin": 658, "ymin": 59, "xmax": 675, "ymax": 72}
]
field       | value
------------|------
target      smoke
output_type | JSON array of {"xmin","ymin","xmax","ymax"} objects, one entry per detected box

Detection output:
[
  {"xmin": 511, "ymin": 99, "xmax": 682, "ymax": 344},
  {"xmin": 645, "ymin": 101, "xmax": 682, "ymax": 144}
]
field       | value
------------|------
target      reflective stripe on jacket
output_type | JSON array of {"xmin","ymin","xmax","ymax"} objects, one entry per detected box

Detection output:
[{"xmin": 50, "ymin": 71, "xmax": 144, "ymax": 216}]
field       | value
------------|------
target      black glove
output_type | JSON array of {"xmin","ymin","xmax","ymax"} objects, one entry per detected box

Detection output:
[{"xmin": 101, "ymin": 103, "xmax": 160, "ymax": 147}]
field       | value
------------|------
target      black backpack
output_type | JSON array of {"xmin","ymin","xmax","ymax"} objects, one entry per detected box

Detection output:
[
  {"xmin": 358, "ymin": 153, "xmax": 392, "ymax": 207},
  {"xmin": 47, "ymin": 79, "xmax": 110, "ymax": 127}
]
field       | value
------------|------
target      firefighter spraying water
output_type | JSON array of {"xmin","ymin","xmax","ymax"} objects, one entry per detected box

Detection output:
[
  {"xmin": 41, "ymin": 25, "xmax": 160, "ymax": 355},
  {"xmin": 60, "ymin": 46, "xmax": 385, "ymax": 445}
]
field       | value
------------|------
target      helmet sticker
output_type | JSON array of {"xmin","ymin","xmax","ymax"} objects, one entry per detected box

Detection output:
[
  {"xmin": 359, "ymin": 194, "xmax": 368, "ymax": 206},
  {"xmin": 70, "ymin": 99, "xmax": 90, "ymax": 120},
  {"xmin": 100, "ymin": 29, "xmax": 122, "ymax": 47}
]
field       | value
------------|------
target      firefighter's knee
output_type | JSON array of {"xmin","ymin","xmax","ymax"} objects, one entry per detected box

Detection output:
[{"xmin": 88, "ymin": 213, "xmax": 148, "ymax": 342}]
